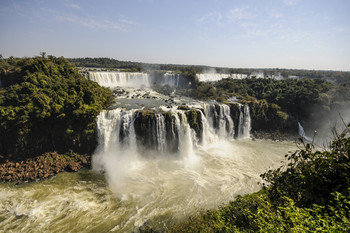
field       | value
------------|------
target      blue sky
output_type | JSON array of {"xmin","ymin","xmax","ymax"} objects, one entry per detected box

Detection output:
[{"xmin": 1, "ymin": 0, "xmax": 349, "ymax": 70}]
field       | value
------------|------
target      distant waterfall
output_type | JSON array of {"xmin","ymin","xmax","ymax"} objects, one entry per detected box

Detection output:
[
  {"xmin": 298, "ymin": 122, "xmax": 312, "ymax": 141},
  {"xmin": 237, "ymin": 105, "xmax": 251, "ymax": 139},
  {"xmin": 196, "ymin": 73, "xmax": 231, "ymax": 82},
  {"xmin": 86, "ymin": 71, "xmax": 150, "ymax": 88},
  {"xmin": 196, "ymin": 73, "xmax": 248, "ymax": 82},
  {"xmin": 161, "ymin": 73, "xmax": 180, "ymax": 87}
]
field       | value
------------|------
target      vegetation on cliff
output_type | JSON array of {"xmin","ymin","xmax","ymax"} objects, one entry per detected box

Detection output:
[
  {"xmin": 142, "ymin": 125, "xmax": 350, "ymax": 232},
  {"xmin": 189, "ymin": 77, "xmax": 350, "ymax": 137},
  {"xmin": 0, "ymin": 56, "xmax": 114, "ymax": 160}
]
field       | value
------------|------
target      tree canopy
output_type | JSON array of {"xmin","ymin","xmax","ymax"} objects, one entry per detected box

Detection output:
[{"xmin": 0, "ymin": 56, "xmax": 114, "ymax": 158}]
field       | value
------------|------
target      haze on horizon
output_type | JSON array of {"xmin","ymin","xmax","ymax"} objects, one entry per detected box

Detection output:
[{"xmin": 0, "ymin": 0, "xmax": 349, "ymax": 71}]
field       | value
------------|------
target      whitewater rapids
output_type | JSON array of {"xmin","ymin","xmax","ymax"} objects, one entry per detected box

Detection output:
[{"xmin": 0, "ymin": 139, "xmax": 295, "ymax": 232}]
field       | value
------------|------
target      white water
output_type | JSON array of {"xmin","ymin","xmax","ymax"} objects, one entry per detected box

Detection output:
[
  {"xmin": 87, "ymin": 71, "xmax": 150, "ymax": 88},
  {"xmin": 298, "ymin": 122, "xmax": 313, "ymax": 142},
  {"xmin": 0, "ymin": 139, "xmax": 295, "ymax": 232},
  {"xmin": 238, "ymin": 105, "xmax": 251, "ymax": 139},
  {"xmin": 0, "ymin": 102, "xmax": 295, "ymax": 232},
  {"xmin": 196, "ymin": 73, "xmax": 249, "ymax": 82},
  {"xmin": 196, "ymin": 73, "xmax": 231, "ymax": 82},
  {"xmin": 161, "ymin": 73, "xmax": 180, "ymax": 87}
]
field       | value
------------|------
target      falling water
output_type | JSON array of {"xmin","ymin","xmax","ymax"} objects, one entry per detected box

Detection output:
[
  {"xmin": 161, "ymin": 73, "xmax": 180, "ymax": 87},
  {"xmin": 218, "ymin": 104, "xmax": 235, "ymax": 138},
  {"xmin": 86, "ymin": 71, "xmax": 150, "ymax": 88},
  {"xmin": 155, "ymin": 113, "xmax": 167, "ymax": 152},
  {"xmin": 196, "ymin": 73, "xmax": 249, "ymax": 82},
  {"xmin": 196, "ymin": 73, "xmax": 231, "ymax": 82},
  {"xmin": 238, "ymin": 105, "xmax": 251, "ymax": 139},
  {"xmin": 298, "ymin": 122, "xmax": 312, "ymax": 141}
]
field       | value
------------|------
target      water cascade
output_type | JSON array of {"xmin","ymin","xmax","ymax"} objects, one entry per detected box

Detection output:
[
  {"xmin": 86, "ymin": 71, "xmax": 150, "ymax": 88},
  {"xmin": 204, "ymin": 104, "xmax": 235, "ymax": 138},
  {"xmin": 196, "ymin": 73, "xmax": 249, "ymax": 82},
  {"xmin": 238, "ymin": 104, "xmax": 251, "ymax": 139},
  {"xmin": 161, "ymin": 73, "xmax": 180, "ymax": 87},
  {"xmin": 196, "ymin": 73, "xmax": 231, "ymax": 82},
  {"xmin": 94, "ymin": 102, "xmax": 252, "ymax": 163},
  {"xmin": 298, "ymin": 122, "xmax": 312, "ymax": 141}
]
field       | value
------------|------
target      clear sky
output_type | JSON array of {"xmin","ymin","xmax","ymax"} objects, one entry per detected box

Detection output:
[{"xmin": 1, "ymin": 0, "xmax": 349, "ymax": 70}]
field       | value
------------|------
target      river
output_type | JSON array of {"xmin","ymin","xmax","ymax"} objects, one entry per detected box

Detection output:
[{"xmin": 0, "ymin": 139, "xmax": 295, "ymax": 232}]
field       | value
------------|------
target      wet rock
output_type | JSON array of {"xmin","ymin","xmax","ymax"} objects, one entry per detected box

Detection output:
[{"xmin": 0, "ymin": 152, "xmax": 91, "ymax": 183}]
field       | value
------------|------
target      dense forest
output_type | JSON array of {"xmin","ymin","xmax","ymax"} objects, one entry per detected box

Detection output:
[{"xmin": 0, "ymin": 56, "xmax": 114, "ymax": 160}]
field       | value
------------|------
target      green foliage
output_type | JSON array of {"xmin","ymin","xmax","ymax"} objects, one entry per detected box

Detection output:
[
  {"xmin": 166, "ymin": 191, "xmax": 269, "ymax": 233},
  {"xmin": 214, "ymin": 77, "xmax": 342, "ymax": 119},
  {"xmin": 249, "ymin": 99, "xmax": 295, "ymax": 133},
  {"xmin": 262, "ymin": 125, "xmax": 350, "ymax": 207},
  {"xmin": 161, "ymin": 127, "xmax": 350, "ymax": 232},
  {"xmin": 251, "ymin": 191, "xmax": 350, "ymax": 232},
  {"xmin": 0, "ymin": 56, "xmax": 114, "ymax": 158}
]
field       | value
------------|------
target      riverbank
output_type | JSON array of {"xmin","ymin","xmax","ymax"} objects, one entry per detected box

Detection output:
[{"xmin": 0, "ymin": 152, "xmax": 91, "ymax": 183}]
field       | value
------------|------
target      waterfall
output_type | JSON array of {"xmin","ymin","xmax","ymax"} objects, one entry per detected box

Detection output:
[
  {"xmin": 155, "ymin": 114, "xmax": 167, "ymax": 152},
  {"xmin": 298, "ymin": 122, "xmax": 312, "ymax": 141},
  {"xmin": 176, "ymin": 112, "xmax": 195, "ymax": 158},
  {"xmin": 93, "ymin": 103, "xmax": 252, "ymax": 162},
  {"xmin": 204, "ymin": 104, "xmax": 235, "ymax": 138},
  {"xmin": 198, "ymin": 110, "xmax": 217, "ymax": 145},
  {"xmin": 86, "ymin": 71, "xmax": 150, "ymax": 88},
  {"xmin": 196, "ymin": 73, "xmax": 231, "ymax": 82},
  {"xmin": 94, "ymin": 109, "xmax": 137, "ymax": 153},
  {"xmin": 196, "ymin": 73, "xmax": 250, "ymax": 82},
  {"xmin": 237, "ymin": 105, "xmax": 251, "ymax": 139},
  {"xmin": 218, "ymin": 104, "xmax": 235, "ymax": 138},
  {"xmin": 161, "ymin": 73, "xmax": 180, "ymax": 87}
]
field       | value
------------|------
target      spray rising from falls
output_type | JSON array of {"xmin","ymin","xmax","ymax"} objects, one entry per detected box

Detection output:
[
  {"xmin": 0, "ymin": 90, "xmax": 297, "ymax": 232},
  {"xmin": 86, "ymin": 71, "xmax": 150, "ymax": 88},
  {"xmin": 161, "ymin": 73, "xmax": 180, "ymax": 87},
  {"xmin": 93, "ymin": 103, "xmax": 251, "ymax": 165}
]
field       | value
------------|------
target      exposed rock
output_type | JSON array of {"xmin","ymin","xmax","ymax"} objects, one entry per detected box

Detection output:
[{"xmin": 0, "ymin": 152, "xmax": 91, "ymax": 183}]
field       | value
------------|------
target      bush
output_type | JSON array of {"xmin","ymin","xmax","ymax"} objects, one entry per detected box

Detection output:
[{"xmin": 261, "ymin": 124, "xmax": 350, "ymax": 207}]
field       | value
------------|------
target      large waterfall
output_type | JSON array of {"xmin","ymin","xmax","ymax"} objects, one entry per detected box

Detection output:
[
  {"xmin": 86, "ymin": 71, "xmax": 150, "ymax": 88},
  {"xmin": 93, "ymin": 103, "xmax": 251, "ymax": 162}
]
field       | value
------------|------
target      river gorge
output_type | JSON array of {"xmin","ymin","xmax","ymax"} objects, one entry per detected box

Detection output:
[{"xmin": 0, "ymin": 71, "xmax": 299, "ymax": 232}]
